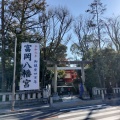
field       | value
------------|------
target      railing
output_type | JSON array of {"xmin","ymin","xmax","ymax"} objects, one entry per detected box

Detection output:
[
  {"xmin": 0, "ymin": 84, "xmax": 51, "ymax": 102},
  {"xmin": 1, "ymin": 86, "xmax": 119, "ymax": 102},
  {"xmin": 0, "ymin": 91, "xmax": 42, "ymax": 102},
  {"xmin": 92, "ymin": 87, "xmax": 120, "ymax": 95}
]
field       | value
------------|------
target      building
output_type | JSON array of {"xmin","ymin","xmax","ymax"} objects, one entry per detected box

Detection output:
[{"xmin": 63, "ymin": 70, "xmax": 77, "ymax": 83}]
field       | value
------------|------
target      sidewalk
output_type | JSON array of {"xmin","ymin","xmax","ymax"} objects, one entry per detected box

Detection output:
[
  {"xmin": 0, "ymin": 104, "xmax": 50, "ymax": 115},
  {"xmin": 51, "ymin": 95, "xmax": 104, "ymax": 109},
  {"xmin": 0, "ymin": 95, "xmax": 120, "ymax": 115}
]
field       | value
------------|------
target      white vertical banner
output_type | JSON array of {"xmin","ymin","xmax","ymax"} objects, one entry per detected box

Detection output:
[{"xmin": 20, "ymin": 43, "xmax": 40, "ymax": 90}]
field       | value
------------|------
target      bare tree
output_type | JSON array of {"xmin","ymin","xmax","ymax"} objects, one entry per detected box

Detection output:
[
  {"xmin": 105, "ymin": 16, "xmax": 120, "ymax": 52},
  {"xmin": 38, "ymin": 6, "xmax": 73, "ymax": 61},
  {"xmin": 38, "ymin": 7, "xmax": 73, "ymax": 86},
  {"xmin": 71, "ymin": 15, "xmax": 97, "ymax": 59}
]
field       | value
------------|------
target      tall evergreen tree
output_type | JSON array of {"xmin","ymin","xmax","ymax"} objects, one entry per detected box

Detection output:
[
  {"xmin": 0, "ymin": 0, "xmax": 46, "ymax": 91},
  {"xmin": 86, "ymin": 0, "xmax": 106, "ymax": 50}
]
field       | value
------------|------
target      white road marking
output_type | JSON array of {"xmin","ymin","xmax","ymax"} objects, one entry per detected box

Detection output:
[
  {"xmin": 59, "ymin": 106, "xmax": 120, "ymax": 120},
  {"xmin": 97, "ymin": 114, "xmax": 120, "ymax": 120},
  {"xmin": 0, "ymin": 111, "xmax": 29, "ymax": 117},
  {"xmin": 0, "ymin": 110, "xmax": 43, "ymax": 118},
  {"xmin": 58, "ymin": 110, "xmax": 90, "ymax": 118},
  {"xmin": 60, "ymin": 104, "xmax": 107, "ymax": 112}
]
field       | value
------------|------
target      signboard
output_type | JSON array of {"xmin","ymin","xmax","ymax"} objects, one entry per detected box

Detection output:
[{"xmin": 20, "ymin": 43, "xmax": 40, "ymax": 90}]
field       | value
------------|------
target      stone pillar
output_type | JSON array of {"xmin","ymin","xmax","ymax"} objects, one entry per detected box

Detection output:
[
  {"xmin": 16, "ymin": 94, "xmax": 19, "ymax": 100},
  {"xmin": 81, "ymin": 64, "xmax": 85, "ymax": 82},
  {"xmin": 22, "ymin": 94, "xmax": 25, "ymax": 100},
  {"xmin": 113, "ymin": 89, "xmax": 115, "ymax": 94},
  {"xmin": 52, "ymin": 64, "xmax": 59, "ymax": 100},
  {"xmin": 38, "ymin": 93, "xmax": 41, "ymax": 99},
  {"xmin": 27, "ymin": 94, "xmax": 31, "ymax": 99},
  {"xmin": 2, "ymin": 95, "xmax": 6, "ymax": 102},
  {"xmin": 81, "ymin": 63, "xmax": 86, "ymax": 91},
  {"xmin": 50, "ymin": 96, "xmax": 53, "ymax": 105},
  {"xmin": 33, "ymin": 93, "xmax": 36, "ymax": 99},
  {"xmin": 105, "ymin": 89, "xmax": 107, "ymax": 94},
  {"xmin": 9, "ymin": 94, "xmax": 12, "ymax": 101},
  {"xmin": 54, "ymin": 64, "xmax": 57, "ymax": 93},
  {"xmin": 98, "ymin": 89, "xmax": 100, "ymax": 95},
  {"xmin": 101, "ymin": 90, "xmax": 104, "ymax": 100},
  {"xmin": 48, "ymin": 84, "xmax": 51, "ymax": 96}
]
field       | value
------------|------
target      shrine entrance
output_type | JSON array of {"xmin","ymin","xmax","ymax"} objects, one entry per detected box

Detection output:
[{"xmin": 47, "ymin": 60, "xmax": 92, "ymax": 95}]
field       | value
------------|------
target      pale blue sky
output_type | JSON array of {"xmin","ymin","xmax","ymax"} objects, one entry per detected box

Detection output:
[
  {"xmin": 46, "ymin": 0, "xmax": 120, "ymax": 59},
  {"xmin": 46, "ymin": 0, "xmax": 120, "ymax": 17}
]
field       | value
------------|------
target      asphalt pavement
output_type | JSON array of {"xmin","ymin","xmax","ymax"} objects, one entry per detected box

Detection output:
[
  {"xmin": 0, "ymin": 95, "xmax": 120, "ymax": 116},
  {"xmin": 0, "ymin": 102, "xmax": 120, "ymax": 120}
]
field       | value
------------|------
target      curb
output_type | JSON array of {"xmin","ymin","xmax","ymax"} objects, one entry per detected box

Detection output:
[
  {"xmin": 104, "ymin": 98, "xmax": 120, "ymax": 105},
  {"xmin": 51, "ymin": 98, "xmax": 120, "ymax": 109},
  {"xmin": 50, "ymin": 99, "xmax": 104, "ymax": 109}
]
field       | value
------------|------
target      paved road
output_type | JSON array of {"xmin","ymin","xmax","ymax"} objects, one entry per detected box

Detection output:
[
  {"xmin": 56, "ymin": 104, "xmax": 120, "ymax": 120},
  {"xmin": 0, "ymin": 104, "xmax": 120, "ymax": 120},
  {"xmin": 0, "ymin": 109, "xmax": 60, "ymax": 120}
]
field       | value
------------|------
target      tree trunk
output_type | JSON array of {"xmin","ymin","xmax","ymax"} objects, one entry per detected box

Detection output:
[{"xmin": 1, "ymin": 0, "xmax": 7, "ymax": 92}]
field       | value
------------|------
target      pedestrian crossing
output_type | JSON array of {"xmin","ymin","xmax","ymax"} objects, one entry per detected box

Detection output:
[{"xmin": 58, "ymin": 104, "xmax": 120, "ymax": 120}]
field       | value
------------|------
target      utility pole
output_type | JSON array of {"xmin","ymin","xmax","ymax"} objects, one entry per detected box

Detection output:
[
  {"xmin": 11, "ymin": 28, "xmax": 21, "ymax": 111},
  {"xmin": 42, "ymin": 10, "xmax": 47, "ymax": 88},
  {"xmin": 11, "ymin": 36, "xmax": 17, "ymax": 111}
]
